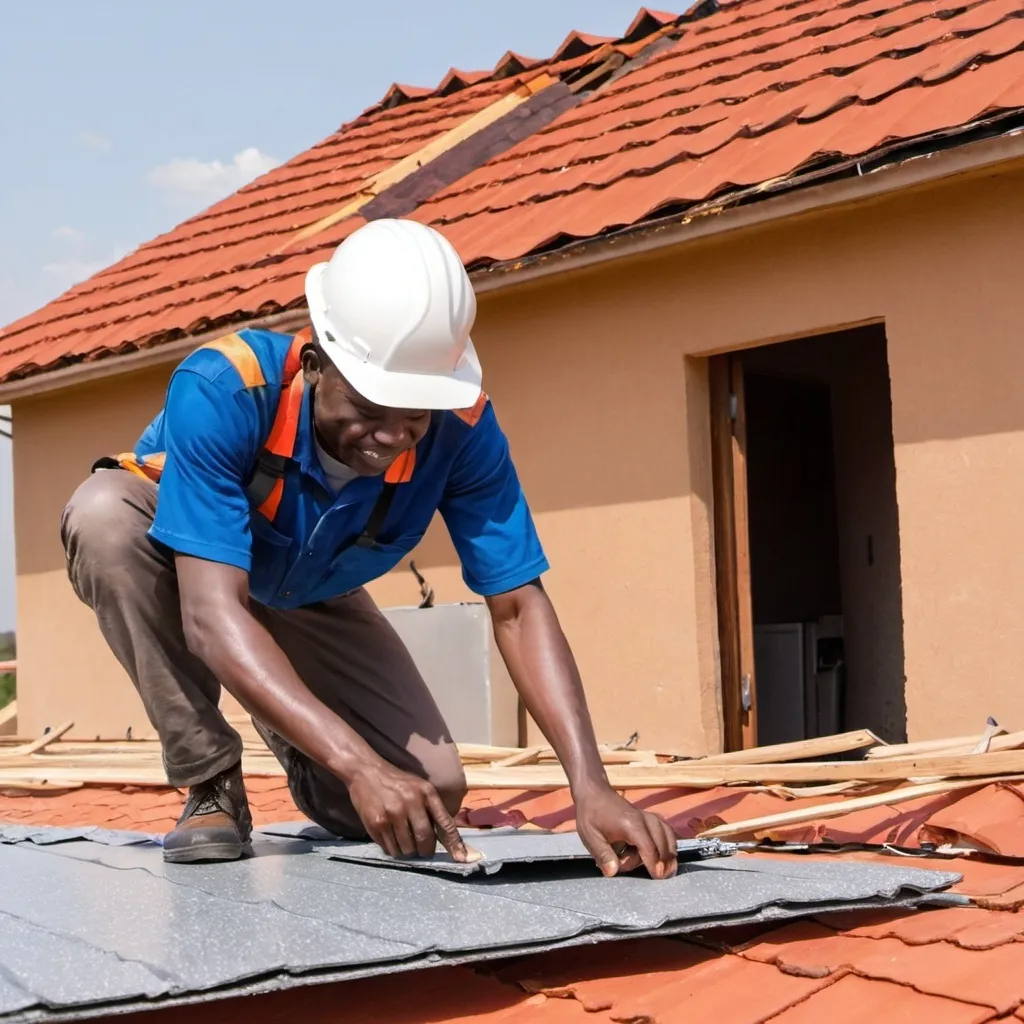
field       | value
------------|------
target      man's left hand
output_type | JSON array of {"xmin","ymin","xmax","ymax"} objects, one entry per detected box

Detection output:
[{"xmin": 575, "ymin": 786, "xmax": 678, "ymax": 879}]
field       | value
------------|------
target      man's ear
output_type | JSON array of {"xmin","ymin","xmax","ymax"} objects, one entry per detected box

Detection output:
[{"xmin": 301, "ymin": 344, "xmax": 322, "ymax": 386}]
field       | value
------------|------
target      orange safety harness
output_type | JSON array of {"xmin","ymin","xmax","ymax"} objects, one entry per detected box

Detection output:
[{"xmin": 94, "ymin": 327, "xmax": 418, "ymax": 550}]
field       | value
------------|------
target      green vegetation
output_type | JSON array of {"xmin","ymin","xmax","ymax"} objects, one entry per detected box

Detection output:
[{"xmin": 0, "ymin": 631, "xmax": 14, "ymax": 709}]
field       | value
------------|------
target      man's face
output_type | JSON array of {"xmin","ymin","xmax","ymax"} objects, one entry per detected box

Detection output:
[{"xmin": 304, "ymin": 348, "xmax": 431, "ymax": 476}]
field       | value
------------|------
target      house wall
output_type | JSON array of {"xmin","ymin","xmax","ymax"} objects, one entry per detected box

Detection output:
[{"xmin": 12, "ymin": 158, "xmax": 1024, "ymax": 748}]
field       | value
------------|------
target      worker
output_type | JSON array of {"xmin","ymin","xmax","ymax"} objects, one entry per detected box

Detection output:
[{"xmin": 60, "ymin": 218, "xmax": 677, "ymax": 878}]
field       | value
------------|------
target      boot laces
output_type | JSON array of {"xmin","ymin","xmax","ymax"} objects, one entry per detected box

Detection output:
[{"xmin": 186, "ymin": 774, "xmax": 233, "ymax": 819}]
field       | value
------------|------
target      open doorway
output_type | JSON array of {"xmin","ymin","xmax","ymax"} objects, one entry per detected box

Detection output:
[{"xmin": 710, "ymin": 325, "xmax": 906, "ymax": 749}]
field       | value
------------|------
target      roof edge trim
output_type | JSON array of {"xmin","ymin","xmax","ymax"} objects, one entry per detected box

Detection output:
[
  {"xmin": 0, "ymin": 309, "xmax": 311, "ymax": 403},
  {"xmin": 3, "ymin": 131, "xmax": 1024, "ymax": 404},
  {"xmin": 471, "ymin": 128, "xmax": 1024, "ymax": 297}
]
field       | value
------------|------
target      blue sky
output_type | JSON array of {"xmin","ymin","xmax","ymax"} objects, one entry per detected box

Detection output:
[{"xmin": 0, "ymin": 0, "xmax": 648, "ymax": 632}]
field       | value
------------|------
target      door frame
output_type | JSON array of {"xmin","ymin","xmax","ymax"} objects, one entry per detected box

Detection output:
[{"xmin": 709, "ymin": 354, "xmax": 758, "ymax": 750}]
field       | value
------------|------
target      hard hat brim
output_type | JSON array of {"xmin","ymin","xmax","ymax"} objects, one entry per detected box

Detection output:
[{"xmin": 305, "ymin": 262, "xmax": 484, "ymax": 411}]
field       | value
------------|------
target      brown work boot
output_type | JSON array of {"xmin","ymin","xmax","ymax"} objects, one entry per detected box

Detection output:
[{"xmin": 163, "ymin": 763, "xmax": 253, "ymax": 863}]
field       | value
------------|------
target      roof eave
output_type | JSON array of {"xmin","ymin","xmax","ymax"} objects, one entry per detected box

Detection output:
[
  {"xmin": 3, "ymin": 129, "xmax": 1024, "ymax": 405},
  {"xmin": 472, "ymin": 125, "xmax": 1024, "ymax": 297}
]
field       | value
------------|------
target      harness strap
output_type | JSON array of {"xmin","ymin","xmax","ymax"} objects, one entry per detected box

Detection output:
[
  {"xmin": 92, "ymin": 452, "xmax": 165, "ymax": 482},
  {"xmin": 97, "ymin": 326, "xmax": 419, "ymax": 551},
  {"xmin": 245, "ymin": 331, "xmax": 309, "ymax": 521},
  {"xmin": 353, "ymin": 449, "xmax": 418, "ymax": 549},
  {"xmin": 356, "ymin": 485, "xmax": 397, "ymax": 549}
]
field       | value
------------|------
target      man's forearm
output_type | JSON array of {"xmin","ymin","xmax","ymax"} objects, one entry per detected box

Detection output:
[
  {"xmin": 489, "ymin": 583, "xmax": 608, "ymax": 797},
  {"xmin": 186, "ymin": 603, "xmax": 378, "ymax": 781}
]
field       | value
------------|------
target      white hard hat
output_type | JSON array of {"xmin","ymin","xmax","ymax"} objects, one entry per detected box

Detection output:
[{"xmin": 304, "ymin": 218, "xmax": 482, "ymax": 410}]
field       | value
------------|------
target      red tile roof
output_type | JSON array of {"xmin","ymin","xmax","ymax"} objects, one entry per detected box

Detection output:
[
  {"xmin": 421, "ymin": 0, "xmax": 1024, "ymax": 266},
  {"xmin": 3, "ymin": 0, "xmax": 1023, "ymax": 386},
  {"xmin": 8, "ymin": 778, "xmax": 1024, "ymax": 1023}
]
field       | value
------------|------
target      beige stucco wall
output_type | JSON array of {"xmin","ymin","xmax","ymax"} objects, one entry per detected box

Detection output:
[
  {"xmin": 11, "ymin": 157, "xmax": 1024, "ymax": 748},
  {"xmin": 13, "ymin": 367, "xmax": 173, "ymax": 740}
]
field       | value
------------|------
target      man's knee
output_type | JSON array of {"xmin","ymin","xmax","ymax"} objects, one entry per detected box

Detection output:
[
  {"xmin": 289, "ymin": 747, "xmax": 466, "ymax": 839},
  {"xmin": 429, "ymin": 746, "xmax": 468, "ymax": 817},
  {"xmin": 405, "ymin": 735, "xmax": 466, "ymax": 815}
]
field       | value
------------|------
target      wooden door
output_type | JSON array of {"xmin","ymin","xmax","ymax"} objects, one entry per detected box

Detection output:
[{"xmin": 709, "ymin": 354, "xmax": 758, "ymax": 750}]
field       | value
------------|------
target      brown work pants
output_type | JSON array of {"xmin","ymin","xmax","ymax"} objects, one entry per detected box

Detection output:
[{"xmin": 60, "ymin": 469, "xmax": 466, "ymax": 837}]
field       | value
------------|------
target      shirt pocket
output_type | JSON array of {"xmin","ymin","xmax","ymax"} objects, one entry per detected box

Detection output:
[
  {"xmin": 248, "ymin": 514, "xmax": 295, "ymax": 604},
  {"xmin": 320, "ymin": 531, "xmax": 424, "ymax": 591},
  {"xmin": 250, "ymin": 514, "xmax": 292, "ymax": 548}
]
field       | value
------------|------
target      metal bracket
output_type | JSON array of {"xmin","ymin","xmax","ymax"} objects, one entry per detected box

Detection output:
[{"xmin": 740, "ymin": 674, "xmax": 752, "ymax": 713}]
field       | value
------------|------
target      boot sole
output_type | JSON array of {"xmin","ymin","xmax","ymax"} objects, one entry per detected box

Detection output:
[{"xmin": 163, "ymin": 840, "xmax": 253, "ymax": 864}]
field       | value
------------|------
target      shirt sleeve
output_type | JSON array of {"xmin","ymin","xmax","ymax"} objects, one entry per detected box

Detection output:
[
  {"xmin": 438, "ymin": 403, "xmax": 549, "ymax": 596},
  {"xmin": 147, "ymin": 369, "xmax": 260, "ymax": 571}
]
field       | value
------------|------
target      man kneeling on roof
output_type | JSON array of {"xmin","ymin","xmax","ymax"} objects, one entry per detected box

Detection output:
[{"xmin": 61, "ymin": 218, "xmax": 676, "ymax": 877}]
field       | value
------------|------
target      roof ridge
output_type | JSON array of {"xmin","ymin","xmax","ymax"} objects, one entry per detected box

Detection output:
[{"xmin": 359, "ymin": 4, "xmax": 704, "ymax": 116}]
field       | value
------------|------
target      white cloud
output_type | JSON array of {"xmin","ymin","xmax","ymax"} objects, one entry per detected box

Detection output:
[
  {"xmin": 41, "ymin": 259, "xmax": 105, "ymax": 291},
  {"xmin": 79, "ymin": 130, "xmax": 111, "ymax": 152},
  {"xmin": 52, "ymin": 225, "xmax": 85, "ymax": 244},
  {"xmin": 146, "ymin": 147, "xmax": 280, "ymax": 205}
]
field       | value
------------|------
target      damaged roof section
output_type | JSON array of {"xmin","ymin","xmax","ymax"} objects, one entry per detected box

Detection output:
[
  {"xmin": 0, "ymin": 825, "xmax": 963, "ymax": 1022},
  {"xmin": 3, "ymin": 0, "xmax": 1024, "ymax": 387}
]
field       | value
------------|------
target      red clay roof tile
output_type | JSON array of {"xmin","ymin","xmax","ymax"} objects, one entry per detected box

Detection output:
[
  {"xmin": 741, "ymin": 921, "xmax": 1024, "ymax": 1013},
  {"xmin": 117, "ymin": 966, "xmax": 592, "ymax": 1024},
  {"xmin": 552, "ymin": 31, "xmax": 618, "ymax": 62},
  {"xmin": 497, "ymin": 937, "xmax": 717, "ymax": 1010},
  {"xmin": 606, "ymin": 954, "xmax": 835, "ymax": 1023},
  {"xmin": 767, "ymin": 974, "xmax": 996, "ymax": 1024},
  {"xmin": 923, "ymin": 782, "xmax": 1024, "ymax": 856},
  {"xmin": 627, "ymin": 7, "xmax": 683, "ymax": 38},
  {"xmin": 824, "ymin": 905, "xmax": 1024, "ymax": 950}
]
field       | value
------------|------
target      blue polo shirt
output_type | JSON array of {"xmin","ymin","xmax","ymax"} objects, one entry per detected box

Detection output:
[{"xmin": 134, "ymin": 329, "xmax": 549, "ymax": 609}]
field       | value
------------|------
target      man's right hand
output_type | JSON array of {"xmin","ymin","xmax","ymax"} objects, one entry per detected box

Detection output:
[{"xmin": 347, "ymin": 761, "xmax": 472, "ymax": 861}]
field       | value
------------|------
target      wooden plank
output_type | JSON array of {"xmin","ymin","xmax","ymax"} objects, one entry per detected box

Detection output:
[
  {"xmin": 697, "ymin": 774, "xmax": 1024, "ymax": 840},
  {"xmin": 0, "ymin": 660, "xmax": 15, "ymax": 673},
  {"xmin": 0, "ymin": 720, "xmax": 74, "ymax": 758},
  {"xmin": 456, "ymin": 743, "xmax": 658, "ymax": 766},
  {"xmin": 493, "ymin": 746, "xmax": 545, "ymax": 768},
  {"xmin": 461, "ymin": 749, "xmax": 1024, "ymax": 789},
  {"xmin": 767, "ymin": 781, "xmax": 871, "ymax": 799},
  {"xmin": 277, "ymin": 73, "xmax": 557, "ymax": 254},
  {"xmin": 730, "ymin": 357, "xmax": 757, "ymax": 749},
  {"xmin": 693, "ymin": 729, "xmax": 882, "ymax": 765},
  {"xmin": 709, "ymin": 355, "xmax": 744, "ymax": 752},
  {"xmin": 456, "ymin": 743, "xmax": 523, "ymax": 762},
  {"xmin": 867, "ymin": 729, "xmax": 1024, "ymax": 760},
  {"xmin": 0, "ymin": 759, "xmax": 284, "ymax": 786},
  {"xmin": 11, "ymin": 748, "xmax": 1024, "ymax": 790},
  {"xmin": 4, "ymin": 742, "xmax": 163, "ymax": 756},
  {"xmin": 5, "ymin": 751, "xmax": 1023, "ymax": 792},
  {"xmin": 0, "ymin": 700, "xmax": 16, "ymax": 734},
  {"xmin": 0, "ymin": 781, "xmax": 84, "ymax": 794}
]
